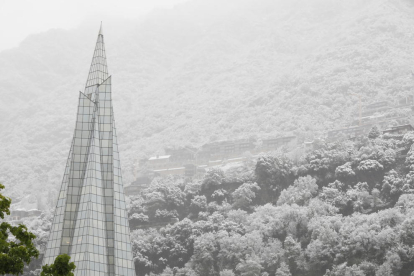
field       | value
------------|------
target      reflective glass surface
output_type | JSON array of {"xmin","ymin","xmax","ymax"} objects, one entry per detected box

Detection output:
[{"xmin": 43, "ymin": 29, "xmax": 135, "ymax": 276}]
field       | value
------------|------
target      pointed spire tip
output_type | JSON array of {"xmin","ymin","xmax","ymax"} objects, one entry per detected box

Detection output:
[{"xmin": 99, "ymin": 22, "xmax": 103, "ymax": 36}]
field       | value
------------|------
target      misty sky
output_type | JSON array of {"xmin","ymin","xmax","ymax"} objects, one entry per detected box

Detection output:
[{"xmin": 0, "ymin": 0, "xmax": 188, "ymax": 52}]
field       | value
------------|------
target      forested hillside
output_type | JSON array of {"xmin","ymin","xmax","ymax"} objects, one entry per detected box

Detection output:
[
  {"xmin": 122, "ymin": 128, "xmax": 414, "ymax": 276},
  {"xmin": 21, "ymin": 129, "xmax": 414, "ymax": 275},
  {"xmin": 2, "ymin": 0, "xmax": 414, "ymax": 202}
]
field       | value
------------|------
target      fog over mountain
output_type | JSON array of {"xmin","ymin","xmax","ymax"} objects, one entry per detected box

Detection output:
[{"xmin": 1, "ymin": 0, "xmax": 414, "ymax": 201}]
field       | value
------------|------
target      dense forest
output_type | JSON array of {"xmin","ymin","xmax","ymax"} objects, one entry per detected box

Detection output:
[
  {"xmin": 19, "ymin": 129, "xmax": 414, "ymax": 275},
  {"xmin": 2, "ymin": 0, "xmax": 414, "ymax": 202}
]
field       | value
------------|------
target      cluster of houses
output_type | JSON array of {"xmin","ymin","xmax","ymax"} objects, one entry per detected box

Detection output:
[
  {"xmin": 7, "ymin": 209, "xmax": 42, "ymax": 224},
  {"xmin": 124, "ymin": 136, "xmax": 297, "ymax": 195},
  {"xmin": 125, "ymin": 98, "xmax": 414, "ymax": 196},
  {"xmin": 146, "ymin": 137, "xmax": 296, "ymax": 173},
  {"xmin": 328, "ymin": 99, "xmax": 414, "ymax": 141}
]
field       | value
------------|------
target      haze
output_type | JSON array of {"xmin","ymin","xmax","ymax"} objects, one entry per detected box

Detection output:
[
  {"xmin": 3, "ymin": 0, "xmax": 414, "ymax": 275},
  {"xmin": 0, "ymin": 0, "xmax": 188, "ymax": 52}
]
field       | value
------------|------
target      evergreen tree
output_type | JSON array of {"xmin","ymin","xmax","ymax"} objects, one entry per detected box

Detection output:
[
  {"xmin": 275, "ymin": 262, "xmax": 291, "ymax": 276},
  {"xmin": 368, "ymin": 126, "xmax": 381, "ymax": 139}
]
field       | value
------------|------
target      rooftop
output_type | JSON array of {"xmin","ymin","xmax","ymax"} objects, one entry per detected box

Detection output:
[{"xmin": 149, "ymin": 155, "xmax": 171, "ymax": 161}]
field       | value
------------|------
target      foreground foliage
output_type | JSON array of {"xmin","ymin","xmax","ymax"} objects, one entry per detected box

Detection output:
[
  {"xmin": 41, "ymin": 254, "xmax": 76, "ymax": 276},
  {"xmin": 0, "ymin": 184, "xmax": 39, "ymax": 275}
]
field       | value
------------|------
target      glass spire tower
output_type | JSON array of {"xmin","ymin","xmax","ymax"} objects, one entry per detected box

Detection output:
[{"xmin": 43, "ymin": 25, "xmax": 135, "ymax": 276}]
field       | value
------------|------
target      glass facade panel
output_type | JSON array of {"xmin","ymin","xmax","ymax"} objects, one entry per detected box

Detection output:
[{"xmin": 43, "ymin": 26, "xmax": 135, "ymax": 276}]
